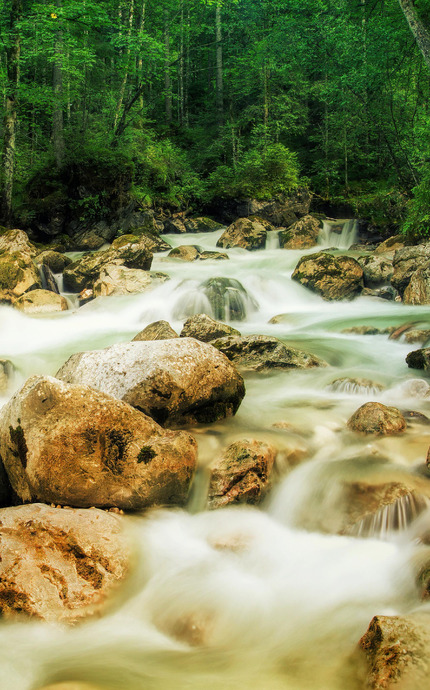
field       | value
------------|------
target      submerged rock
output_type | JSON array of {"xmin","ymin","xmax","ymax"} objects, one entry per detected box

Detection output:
[
  {"xmin": 0, "ymin": 503, "xmax": 129, "ymax": 622},
  {"xmin": 13, "ymin": 289, "xmax": 68, "ymax": 314},
  {"xmin": 208, "ymin": 440, "xmax": 277, "ymax": 509},
  {"xmin": 56, "ymin": 339, "xmax": 245, "ymax": 427},
  {"xmin": 216, "ymin": 218, "xmax": 267, "ymax": 251},
  {"xmin": 404, "ymin": 329, "xmax": 430, "ymax": 345},
  {"xmin": 132, "ymin": 320, "xmax": 179, "ymax": 341},
  {"xmin": 327, "ymin": 377, "xmax": 384, "ymax": 394},
  {"xmin": 210, "ymin": 334, "xmax": 327, "ymax": 371},
  {"xmin": 180, "ymin": 313, "xmax": 241, "ymax": 342},
  {"xmin": 0, "ymin": 375, "xmax": 197, "ymax": 509},
  {"xmin": 201, "ymin": 277, "xmax": 257, "ymax": 322},
  {"xmin": 199, "ymin": 250, "xmax": 229, "ymax": 261},
  {"xmin": 406, "ymin": 348, "xmax": 430, "ymax": 372},
  {"xmin": 292, "ymin": 252, "xmax": 364, "ymax": 301},
  {"xmin": 347, "ymin": 402, "xmax": 406, "ymax": 435},
  {"xmin": 278, "ymin": 214, "xmax": 320, "ymax": 249}
]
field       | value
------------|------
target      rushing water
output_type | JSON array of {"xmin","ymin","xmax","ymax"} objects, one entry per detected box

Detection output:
[{"xmin": 1, "ymin": 225, "xmax": 430, "ymax": 689}]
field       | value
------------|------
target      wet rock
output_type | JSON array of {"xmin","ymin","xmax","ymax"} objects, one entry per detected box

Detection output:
[
  {"xmin": 0, "ymin": 228, "xmax": 38, "ymax": 257},
  {"xmin": 278, "ymin": 214, "xmax": 320, "ymax": 249},
  {"xmin": 35, "ymin": 250, "xmax": 72, "ymax": 274},
  {"xmin": 392, "ymin": 244, "xmax": 430, "ymax": 297},
  {"xmin": 347, "ymin": 402, "xmax": 406, "ymax": 435},
  {"xmin": 199, "ymin": 251, "xmax": 229, "ymax": 261},
  {"xmin": 216, "ymin": 218, "xmax": 267, "ymax": 251},
  {"xmin": 56, "ymin": 339, "xmax": 245, "ymax": 428},
  {"xmin": 403, "ymin": 265, "xmax": 430, "ymax": 305},
  {"xmin": 357, "ymin": 613, "xmax": 430, "ymax": 689},
  {"xmin": 341, "ymin": 326, "xmax": 384, "ymax": 335},
  {"xmin": 292, "ymin": 252, "xmax": 364, "ymax": 301},
  {"xmin": 0, "ymin": 375, "xmax": 197, "ymax": 509},
  {"xmin": 93, "ymin": 264, "xmax": 169, "ymax": 297},
  {"xmin": 183, "ymin": 217, "xmax": 223, "ymax": 233},
  {"xmin": 132, "ymin": 320, "xmax": 179, "ymax": 341},
  {"xmin": 374, "ymin": 234, "xmax": 404, "ymax": 255},
  {"xmin": 357, "ymin": 254, "xmax": 394, "ymax": 287},
  {"xmin": 63, "ymin": 238, "xmax": 153, "ymax": 292},
  {"xmin": 210, "ymin": 334, "xmax": 327, "ymax": 371},
  {"xmin": 112, "ymin": 232, "xmax": 170, "ymax": 253},
  {"xmin": 0, "ymin": 503, "xmax": 129, "ymax": 622},
  {"xmin": 0, "ymin": 251, "xmax": 42, "ymax": 303},
  {"xmin": 361, "ymin": 286, "xmax": 399, "ymax": 301},
  {"xmin": 406, "ymin": 348, "xmax": 430, "ymax": 372},
  {"xmin": 201, "ymin": 277, "xmax": 256, "ymax": 322},
  {"xmin": 180, "ymin": 313, "xmax": 241, "ymax": 342},
  {"xmin": 74, "ymin": 231, "xmax": 106, "ymax": 251},
  {"xmin": 327, "ymin": 377, "xmax": 384, "ymax": 394},
  {"xmin": 39, "ymin": 263, "xmax": 60, "ymax": 294},
  {"xmin": 14, "ymin": 289, "xmax": 69, "ymax": 314},
  {"xmin": 207, "ymin": 440, "xmax": 277, "ymax": 509},
  {"xmin": 0, "ymin": 359, "xmax": 14, "ymax": 393},
  {"xmin": 78, "ymin": 288, "xmax": 94, "ymax": 306},
  {"xmin": 404, "ymin": 329, "xmax": 430, "ymax": 345},
  {"xmin": 168, "ymin": 245, "xmax": 201, "ymax": 261},
  {"xmin": 163, "ymin": 217, "xmax": 187, "ymax": 234}
]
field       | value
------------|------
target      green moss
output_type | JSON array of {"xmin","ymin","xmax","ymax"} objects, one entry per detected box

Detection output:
[{"xmin": 137, "ymin": 446, "xmax": 157, "ymax": 464}]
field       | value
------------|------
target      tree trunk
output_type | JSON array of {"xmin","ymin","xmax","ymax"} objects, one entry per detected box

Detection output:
[
  {"xmin": 113, "ymin": 0, "xmax": 135, "ymax": 131},
  {"xmin": 164, "ymin": 9, "xmax": 172, "ymax": 124},
  {"xmin": 52, "ymin": 0, "xmax": 65, "ymax": 168},
  {"xmin": 137, "ymin": 0, "xmax": 146, "ymax": 124},
  {"xmin": 398, "ymin": 0, "xmax": 430, "ymax": 73},
  {"xmin": 2, "ymin": 0, "xmax": 22, "ymax": 224},
  {"xmin": 215, "ymin": 3, "xmax": 224, "ymax": 128}
]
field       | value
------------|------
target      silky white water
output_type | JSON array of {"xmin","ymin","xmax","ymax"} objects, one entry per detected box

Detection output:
[{"xmin": 1, "ymin": 227, "xmax": 430, "ymax": 689}]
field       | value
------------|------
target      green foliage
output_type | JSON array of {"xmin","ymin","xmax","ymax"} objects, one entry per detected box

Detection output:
[{"xmin": 402, "ymin": 168, "xmax": 430, "ymax": 241}]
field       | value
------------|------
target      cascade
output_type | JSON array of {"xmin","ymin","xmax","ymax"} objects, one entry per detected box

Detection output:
[
  {"xmin": 0, "ymin": 223, "xmax": 429, "ymax": 689},
  {"xmin": 318, "ymin": 218, "xmax": 358, "ymax": 249}
]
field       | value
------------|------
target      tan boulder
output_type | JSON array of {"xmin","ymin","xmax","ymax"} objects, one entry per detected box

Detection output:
[
  {"xmin": 347, "ymin": 402, "xmax": 406, "ymax": 435},
  {"xmin": 292, "ymin": 251, "xmax": 363, "ymax": 300},
  {"xmin": 357, "ymin": 254, "xmax": 394, "ymax": 287},
  {"xmin": 0, "ymin": 376, "xmax": 197, "ymax": 509},
  {"xmin": 374, "ymin": 234, "xmax": 404, "ymax": 255},
  {"xmin": 132, "ymin": 320, "xmax": 179, "ymax": 341},
  {"xmin": 180, "ymin": 313, "xmax": 241, "ymax": 342},
  {"xmin": 111, "ymin": 232, "xmax": 170, "ymax": 253},
  {"xmin": 208, "ymin": 440, "xmax": 277, "ymax": 509},
  {"xmin": 0, "ymin": 228, "xmax": 38, "ymax": 256},
  {"xmin": 403, "ymin": 265, "xmax": 430, "ymax": 305},
  {"xmin": 278, "ymin": 214, "xmax": 320, "ymax": 249},
  {"xmin": 0, "ymin": 503, "xmax": 129, "ymax": 622},
  {"xmin": 14, "ymin": 289, "xmax": 68, "ymax": 314},
  {"xmin": 210, "ymin": 334, "xmax": 327, "ymax": 371},
  {"xmin": 216, "ymin": 218, "xmax": 267, "ymax": 251},
  {"xmin": 183, "ymin": 217, "xmax": 223, "ymax": 233},
  {"xmin": 93, "ymin": 264, "xmax": 169, "ymax": 297},
  {"xmin": 56, "ymin": 339, "xmax": 245, "ymax": 427},
  {"xmin": 167, "ymin": 245, "xmax": 201, "ymax": 261},
  {"xmin": 0, "ymin": 251, "xmax": 42, "ymax": 302},
  {"xmin": 392, "ymin": 244, "xmax": 430, "ymax": 297}
]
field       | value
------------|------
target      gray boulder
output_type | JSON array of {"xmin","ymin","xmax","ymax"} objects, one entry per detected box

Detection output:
[
  {"xmin": 292, "ymin": 251, "xmax": 364, "ymax": 301},
  {"xmin": 210, "ymin": 334, "xmax": 327, "ymax": 371},
  {"xmin": 180, "ymin": 313, "xmax": 241, "ymax": 342}
]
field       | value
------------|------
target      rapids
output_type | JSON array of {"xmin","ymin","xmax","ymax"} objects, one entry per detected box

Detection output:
[{"xmin": 0, "ymin": 223, "xmax": 430, "ymax": 689}]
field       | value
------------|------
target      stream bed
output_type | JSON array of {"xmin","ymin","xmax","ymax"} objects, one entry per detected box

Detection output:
[{"xmin": 0, "ymin": 226, "xmax": 430, "ymax": 690}]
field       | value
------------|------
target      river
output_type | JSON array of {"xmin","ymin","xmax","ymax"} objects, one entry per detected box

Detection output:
[{"xmin": 0, "ymin": 224, "xmax": 429, "ymax": 690}]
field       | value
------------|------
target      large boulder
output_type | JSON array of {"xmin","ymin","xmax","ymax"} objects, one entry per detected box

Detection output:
[
  {"xmin": 0, "ymin": 375, "xmax": 197, "ymax": 509},
  {"xmin": 347, "ymin": 402, "xmax": 406, "ymax": 435},
  {"xmin": 93, "ymin": 264, "xmax": 169, "ymax": 297},
  {"xmin": 0, "ymin": 503, "xmax": 129, "ymax": 622},
  {"xmin": 216, "ymin": 218, "xmax": 267, "ymax": 251},
  {"xmin": 0, "ymin": 251, "xmax": 42, "ymax": 303},
  {"xmin": 0, "ymin": 228, "xmax": 38, "ymax": 257},
  {"xmin": 357, "ymin": 254, "xmax": 394, "ymax": 287},
  {"xmin": 180, "ymin": 313, "xmax": 241, "ymax": 342},
  {"xmin": 210, "ymin": 334, "xmax": 327, "ymax": 371},
  {"xmin": 56, "ymin": 339, "xmax": 245, "ymax": 427},
  {"xmin": 292, "ymin": 251, "xmax": 364, "ymax": 301},
  {"xmin": 403, "ymin": 265, "xmax": 430, "ymax": 305},
  {"xmin": 63, "ymin": 251, "xmax": 108, "ymax": 292},
  {"xmin": 183, "ymin": 217, "xmax": 223, "ymax": 233},
  {"xmin": 132, "ymin": 320, "xmax": 179, "ymax": 341},
  {"xmin": 111, "ymin": 232, "xmax": 170, "ymax": 253},
  {"xmin": 357, "ymin": 613, "xmax": 430, "ymax": 689},
  {"xmin": 207, "ymin": 440, "xmax": 277, "ymax": 509},
  {"xmin": 35, "ymin": 250, "xmax": 72, "ymax": 275},
  {"xmin": 210, "ymin": 189, "xmax": 311, "ymax": 226},
  {"xmin": 278, "ymin": 214, "xmax": 320, "ymax": 249},
  {"xmin": 163, "ymin": 217, "xmax": 187, "ymax": 234},
  {"xmin": 13, "ymin": 289, "xmax": 68, "ymax": 314},
  {"xmin": 201, "ymin": 277, "xmax": 257, "ymax": 321},
  {"xmin": 406, "ymin": 347, "xmax": 430, "ymax": 372},
  {"xmin": 168, "ymin": 245, "xmax": 201, "ymax": 261},
  {"xmin": 391, "ymin": 244, "xmax": 430, "ymax": 297}
]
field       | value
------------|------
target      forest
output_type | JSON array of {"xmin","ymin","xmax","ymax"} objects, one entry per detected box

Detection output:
[{"xmin": 1, "ymin": 0, "xmax": 430, "ymax": 240}]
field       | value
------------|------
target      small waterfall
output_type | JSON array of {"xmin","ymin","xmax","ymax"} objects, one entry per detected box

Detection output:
[
  {"xmin": 349, "ymin": 493, "xmax": 429, "ymax": 540},
  {"xmin": 326, "ymin": 377, "xmax": 384, "ymax": 395},
  {"xmin": 318, "ymin": 219, "xmax": 358, "ymax": 249},
  {"xmin": 266, "ymin": 230, "xmax": 280, "ymax": 250},
  {"xmin": 39, "ymin": 264, "xmax": 60, "ymax": 294},
  {"xmin": 201, "ymin": 277, "xmax": 258, "ymax": 322}
]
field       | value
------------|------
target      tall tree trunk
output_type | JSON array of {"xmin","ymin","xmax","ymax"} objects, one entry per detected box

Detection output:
[
  {"xmin": 398, "ymin": 0, "xmax": 430, "ymax": 72},
  {"xmin": 113, "ymin": 0, "xmax": 135, "ymax": 131},
  {"xmin": 179, "ymin": 0, "xmax": 184, "ymax": 126},
  {"xmin": 137, "ymin": 0, "xmax": 146, "ymax": 124},
  {"xmin": 164, "ymin": 9, "xmax": 172, "ymax": 124},
  {"xmin": 215, "ymin": 3, "xmax": 224, "ymax": 128},
  {"xmin": 52, "ymin": 0, "xmax": 65, "ymax": 168},
  {"xmin": 2, "ymin": 0, "xmax": 22, "ymax": 224}
]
